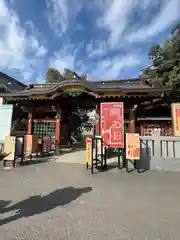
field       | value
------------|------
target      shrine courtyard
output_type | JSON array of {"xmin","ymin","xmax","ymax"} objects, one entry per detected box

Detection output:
[{"xmin": 1, "ymin": 160, "xmax": 180, "ymax": 240}]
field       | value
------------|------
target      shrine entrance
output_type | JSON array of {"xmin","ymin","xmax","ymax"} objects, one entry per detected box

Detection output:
[{"xmin": 58, "ymin": 91, "xmax": 97, "ymax": 153}]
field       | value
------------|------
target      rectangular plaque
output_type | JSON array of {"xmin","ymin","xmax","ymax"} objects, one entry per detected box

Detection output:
[
  {"xmin": 126, "ymin": 133, "xmax": 140, "ymax": 160},
  {"xmin": 100, "ymin": 102, "xmax": 124, "ymax": 148}
]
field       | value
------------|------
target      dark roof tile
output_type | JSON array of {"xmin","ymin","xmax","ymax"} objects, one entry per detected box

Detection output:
[{"xmin": 0, "ymin": 72, "xmax": 26, "ymax": 91}]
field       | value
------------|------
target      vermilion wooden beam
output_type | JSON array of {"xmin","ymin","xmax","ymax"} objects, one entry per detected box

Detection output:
[
  {"xmin": 55, "ymin": 106, "xmax": 61, "ymax": 155},
  {"xmin": 129, "ymin": 108, "xmax": 135, "ymax": 133},
  {"xmin": 27, "ymin": 112, "xmax": 32, "ymax": 135}
]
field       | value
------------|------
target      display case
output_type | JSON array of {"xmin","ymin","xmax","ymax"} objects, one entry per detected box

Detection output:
[{"xmin": 32, "ymin": 120, "xmax": 56, "ymax": 137}]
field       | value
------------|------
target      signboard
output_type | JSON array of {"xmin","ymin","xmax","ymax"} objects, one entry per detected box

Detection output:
[
  {"xmin": 4, "ymin": 136, "xmax": 16, "ymax": 161},
  {"xmin": 0, "ymin": 97, "xmax": 4, "ymax": 104},
  {"xmin": 0, "ymin": 104, "xmax": 13, "ymax": 143},
  {"xmin": 50, "ymin": 137, "xmax": 56, "ymax": 151},
  {"xmin": 126, "ymin": 133, "xmax": 140, "ymax": 160},
  {"xmin": 42, "ymin": 136, "xmax": 51, "ymax": 153},
  {"xmin": 86, "ymin": 137, "xmax": 93, "ymax": 166},
  {"xmin": 100, "ymin": 102, "xmax": 124, "ymax": 148},
  {"xmin": 96, "ymin": 137, "xmax": 104, "ymax": 155},
  {"xmin": 171, "ymin": 103, "xmax": 180, "ymax": 136},
  {"xmin": 24, "ymin": 135, "xmax": 38, "ymax": 155}
]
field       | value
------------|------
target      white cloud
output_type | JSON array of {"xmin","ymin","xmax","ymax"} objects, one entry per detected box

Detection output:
[
  {"xmin": 46, "ymin": 0, "xmax": 180, "ymax": 81},
  {"xmin": 49, "ymin": 46, "xmax": 76, "ymax": 73},
  {"xmin": 46, "ymin": 0, "xmax": 68, "ymax": 36},
  {"xmin": 36, "ymin": 73, "xmax": 46, "ymax": 84},
  {"xmin": 50, "ymin": 54, "xmax": 75, "ymax": 73},
  {"xmin": 46, "ymin": 0, "xmax": 83, "ymax": 36},
  {"xmin": 3, "ymin": 0, "xmax": 178, "ymax": 83},
  {"xmin": 87, "ymin": 41, "xmax": 107, "ymax": 58},
  {"xmin": 97, "ymin": 0, "xmax": 137, "ymax": 48},
  {"xmin": 89, "ymin": 54, "xmax": 143, "ymax": 80},
  {"xmin": 28, "ymin": 36, "xmax": 48, "ymax": 57},
  {"xmin": 0, "ymin": 0, "xmax": 47, "ymax": 82},
  {"xmin": 49, "ymin": 44, "xmax": 87, "ymax": 75},
  {"xmin": 126, "ymin": 0, "xmax": 180, "ymax": 42},
  {"xmin": 97, "ymin": 0, "xmax": 180, "ymax": 48}
]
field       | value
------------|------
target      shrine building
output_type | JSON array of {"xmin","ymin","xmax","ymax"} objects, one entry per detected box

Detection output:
[{"xmin": 0, "ymin": 72, "xmax": 176, "ymax": 155}]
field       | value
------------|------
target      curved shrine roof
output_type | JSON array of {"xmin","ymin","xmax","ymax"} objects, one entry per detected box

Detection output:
[{"xmin": 0, "ymin": 76, "xmax": 169, "ymax": 98}]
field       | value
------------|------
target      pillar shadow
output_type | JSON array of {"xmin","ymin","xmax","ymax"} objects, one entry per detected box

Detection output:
[
  {"xmin": 0, "ymin": 200, "xmax": 11, "ymax": 213},
  {"xmin": 0, "ymin": 186, "xmax": 92, "ymax": 226}
]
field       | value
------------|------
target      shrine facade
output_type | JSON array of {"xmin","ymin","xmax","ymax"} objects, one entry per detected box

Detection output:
[{"xmin": 0, "ymin": 72, "xmax": 177, "ymax": 154}]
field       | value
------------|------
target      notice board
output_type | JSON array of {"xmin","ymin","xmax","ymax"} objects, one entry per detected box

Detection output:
[
  {"xmin": 4, "ymin": 136, "xmax": 16, "ymax": 161},
  {"xmin": 0, "ymin": 104, "xmax": 13, "ymax": 143},
  {"xmin": 171, "ymin": 103, "xmax": 180, "ymax": 136},
  {"xmin": 100, "ymin": 102, "xmax": 124, "ymax": 148},
  {"xmin": 24, "ymin": 135, "xmax": 39, "ymax": 155},
  {"xmin": 126, "ymin": 133, "xmax": 140, "ymax": 160},
  {"xmin": 86, "ymin": 137, "xmax": 93, "ymax": 166}
]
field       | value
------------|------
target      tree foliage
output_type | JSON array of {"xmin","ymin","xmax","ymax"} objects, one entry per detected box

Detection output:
[
  {"xmin": 141, "ymin": 23, "xmax": 180, "ymax": 89},
  {"xmin": 46, "ymin": 68, "xmax": 87, "ymax": 83},
  {"xmin": 46, "ymin": 68, "xmax": 64, "ymax": 83},
  {"xmin": 64, "ymin": 68, "xmax": 80, "ymax": 79}
]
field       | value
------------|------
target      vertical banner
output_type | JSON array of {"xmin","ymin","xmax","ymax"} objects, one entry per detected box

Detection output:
[
  {"xmin": 126, "ymin": 133, "xmax": 140, "ymax": 160},
  {"xmin": 86, "ymin": 137, "xmax": 93, "ymax": 166},
  {"xmin": 171, "ymin": 103, "xmax": 180, "ymax": 136},
  {"xmin": 100, "ymin": 102, "xmax": 124, "ymax": 148},
  {"xmin": 42, "ymin": 136, "xmax": 51, "ymax": 153}
]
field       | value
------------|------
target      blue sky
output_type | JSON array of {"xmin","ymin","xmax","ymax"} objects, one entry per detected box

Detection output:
[{"xmin": 0, "ymin": 0, "xmax": 180, "ymax": 84}]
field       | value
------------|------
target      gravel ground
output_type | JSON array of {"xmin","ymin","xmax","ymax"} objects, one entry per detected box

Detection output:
[{"xmin": 0, "ymin": 162, "xmax": 180, "ymax": 240}]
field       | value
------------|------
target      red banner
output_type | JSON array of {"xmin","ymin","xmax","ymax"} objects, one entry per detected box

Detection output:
[{"xmin": 100, "ymin": 102, "xmax": 124, "ymax": 148}]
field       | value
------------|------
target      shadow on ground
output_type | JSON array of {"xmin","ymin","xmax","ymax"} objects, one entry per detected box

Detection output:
[
  {"xmin": 97, "ymin": 163, "xmax": 120, "ymax": 173},
  {"xmin": 0, "ymin": 200, "xmax": 12, "ymax": 213},
  {"xmin": 0, "ymin": 186, "xmax": 92, "ymax": 226}
]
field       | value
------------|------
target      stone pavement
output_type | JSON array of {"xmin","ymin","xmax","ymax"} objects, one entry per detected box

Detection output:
[
  {"xmin": 54, "ymin": 149, "xmax": 86, "ymax": 164},
  {"xmin": 54, "ymin": 149, "xmax": 118, "ymax": 165},
  {"xmin": 0, "ymin": 161, "xmax": 180, "ymax": 239}
]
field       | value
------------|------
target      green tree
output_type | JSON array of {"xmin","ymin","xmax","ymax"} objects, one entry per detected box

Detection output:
[
  {"xmin": 141, "ymin": 23, "xmax": 180, "ymax": 89},
  {"xmin": 46, "ymin": 68, "xmax": 88, "ymax": 83},
  {"xmin": 46, "ymin": 68, "xmax": 64, "ymax": 83},
  {"xmin": 63, "ymin": 68, "xmax": 83, "ymax": 80}
]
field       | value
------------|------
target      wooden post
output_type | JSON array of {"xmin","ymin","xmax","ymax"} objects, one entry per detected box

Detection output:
[
  {"xmin": 55, "ymin": 106, "xmax": 61, "ymax": 155},
  {"xmin": 140, "ymin": 122, "xmax": 144, "ymax": 136},
  {"xmin": 95, "ymin": 104, "xmax": 100, "ymax": 136},
  {"xmin": 129, "ymin": 108, "xmax": 135, "ymax": 133},
  {"xmin": 27, "ymin": 111, "xmax": 32, "ymax": 135}
]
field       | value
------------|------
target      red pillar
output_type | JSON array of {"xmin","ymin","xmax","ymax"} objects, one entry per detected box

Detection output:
[
  {"xmin": 55, "ymin": 107, "xmax": 61, "ymax": 155},
  {"xmin": 95, "ymin": 104, "xmax": 100, "ymax": 136},
  {"xmin": 27, "ymin": 112, "xmax": 32, "ymax": 135},
  {"xmin": 140, "ymin": 122, "xmax": 144, "ymax": 136},
  {"xmin": 56, "ymin": 119, "xmax": 61, "ymax": 142},
  {"xmin": 129, "ymin": 108, "xmax": 135, "ymax": 133}
]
